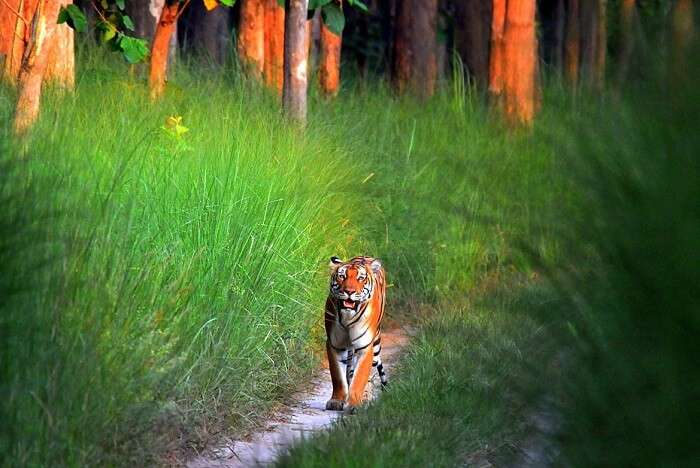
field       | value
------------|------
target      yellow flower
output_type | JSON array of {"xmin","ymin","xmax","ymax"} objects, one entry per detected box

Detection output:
[{"xmin": 163, "ymin": 115, "xmax": 189, "ymax": 138}]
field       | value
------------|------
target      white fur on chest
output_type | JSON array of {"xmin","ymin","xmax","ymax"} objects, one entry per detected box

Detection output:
[{"xmin": 329, "ymin": 307, "xmax": 373, "ymax": 350}]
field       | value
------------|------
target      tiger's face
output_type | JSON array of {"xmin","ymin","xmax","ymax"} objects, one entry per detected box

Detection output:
[{"xmin": 329, "ymin": 256, "xmax": 381, "ymax": 311}]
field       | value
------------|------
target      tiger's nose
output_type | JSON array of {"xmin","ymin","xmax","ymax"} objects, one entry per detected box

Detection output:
[{"xmin": 345, "ymin": 288, "xmax": 356, "ymax": 295}]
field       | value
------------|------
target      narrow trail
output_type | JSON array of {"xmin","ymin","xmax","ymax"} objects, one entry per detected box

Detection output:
[{"xmin": 187, "ymin": 328, "xmax": 410, "ymax": 468}]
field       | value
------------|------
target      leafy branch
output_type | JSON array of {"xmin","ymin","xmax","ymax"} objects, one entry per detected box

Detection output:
[{"xmin": 57, "ymin": 1, "xmax": 238, "ymax": 64}]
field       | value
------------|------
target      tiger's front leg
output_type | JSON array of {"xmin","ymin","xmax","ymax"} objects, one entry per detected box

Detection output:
[
  {"xmin": 325, "ymin": 341, "xmax": 349, "ymax": 411},
  {"xmin": 347, "ymin": 345, "xmax": 374, "ymax": 409}
]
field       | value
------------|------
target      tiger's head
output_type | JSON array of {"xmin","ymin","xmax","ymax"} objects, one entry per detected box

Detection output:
[{"xmin": 328, "ymin": 256, "xmax": 382, "ymax": 311}]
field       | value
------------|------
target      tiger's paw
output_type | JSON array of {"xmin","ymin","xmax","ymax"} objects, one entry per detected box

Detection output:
[{"xmin": 325, "ymin": 399, "xmax": 346, "ymax": 411}]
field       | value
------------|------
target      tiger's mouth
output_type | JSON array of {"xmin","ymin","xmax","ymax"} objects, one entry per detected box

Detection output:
[{"xmin": 342, "ymin": 299, "xmax": 357, "ymax": 309}]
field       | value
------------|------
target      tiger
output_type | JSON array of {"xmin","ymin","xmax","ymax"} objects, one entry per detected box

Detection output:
[{"xmin": 324, "ymin": 255, "xmax": 387, "ymax": 411}]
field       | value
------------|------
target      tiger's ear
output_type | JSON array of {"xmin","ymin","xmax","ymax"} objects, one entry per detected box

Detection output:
[
  {"xmin": 370, "ymin": 259, "xmax": 382, "ymax": 273},
  {"xmin": 329, "ymin": 256, "xmax": 343, "ymax": 271}
]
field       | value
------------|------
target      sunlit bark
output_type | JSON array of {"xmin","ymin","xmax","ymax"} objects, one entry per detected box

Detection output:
[
  {"xmin": 45, "ymin": 0, "xmax": 74, "ymax": 89},
  {"xmin": 501, "ymin": 0, "xmax": 537, "ymax": 124},
  {"xmin": 13, "ymin": 0, "xmax": 62, "ymax": 134},
  {"xmin": 149, "ymin": 1, "xmax": 180, "ymax": 99},
  {"xmin": 264, "ymin": 0, "xmax": 285, "ymax": 93},
  {"xmin": 489, "ymin": 0, "xmax": 506, "ymax": 96},
  {"xmin": 127, "ymin": 0, "xmax": 178, "ymax": 68},
  {"xmin": 319, "ymin": 1, "xmax": 342, "ymax": 97},
  {"xmin": 1, "ymin": 0, "xmax": 40, "ymax": 83},
  {"xmin": 282, "ymin": 0, "xmax": 309, "ymax": 123},
  {"xmin": 238, "ymin": 0, "xmax": 266, "ymax": 78}
]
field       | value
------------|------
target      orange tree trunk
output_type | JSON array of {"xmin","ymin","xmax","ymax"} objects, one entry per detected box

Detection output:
[
  {"xmin": 149, "ymin": 1, "xmax": 180, "ymax": 99},
  {"xmin": 282, "ymin": 0, "xmax": 309, "ymax": 123},
  {"xmin": 501, "ymin": 0, "xmax": 537, "ymax": 125},
  {"xmin": 392, "ymin": 0, "xmax": 438, "ymax": 98},
  {"xmin": 488, "ymin": 0, "xmax": 507, "ymax": 96},
  {"xmin": 319, "ymin": 1, "xmax": 342, "ymax": 97},
  {"xmin": 45, "ymin": 0, "xmax": 75, "ymax": 89},
  {"xmin": 238, "ymin": 0, "xmax": 266, "ymax": 78},
  {"xmin": 564, "ymin": 0, "xmax": 580, "ymax": 86},
  {"xmin": 13, "ymin": 0, "xmax": 62, "ymax": 134},
  {"xmin": 128, "ymin": 0, "xmax": 178, "ymax": 68},
  {"xmin": 1, "ymin": 0, "xmax": 40, "ymax": 83},
  {"xmin": 264, "ymin": 0, "xmax": 285, "ymax": 94}
]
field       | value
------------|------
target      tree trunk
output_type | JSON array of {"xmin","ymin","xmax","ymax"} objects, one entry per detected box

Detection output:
[
  {"xmin": 180, "ymin": 2, "xmax": 230, "ymax": 65},
  {"xmin": 489, "ymin": 0, "xmax": 506, "ymax": 96},
  {"xmin": 392, "ymin": 0, "xmax": 438, "ymax": 98},
  {"xmin": 579, "ymin": 0, "xmax": 606, "ymax": 89},
  {"xmin": 671, "ymin": 0, "xmax": 694, "ymax": 82},
  {"xmin": 501, "ymin": 0, "xmax": 537, "ymax": 125},
  {"xmin": 13, "ymin": 0, "xmax": 62, "ymax": 134},
  {"xmin": 616, "ymin": 0, "xmax": 636, "ymax": 85},
  {"xmin": 564, "ymin": 0, "xmax": 580, "ymax": 86},
  {"xmin": 379, "ymin": 0, "xmax": 394, "ymax": 73},
  {"xmin": 309, "ymin": 9, "xmax": 321, "ymax": 73},
  {"xmin": 282, "ymin": 0, "xmax": 309, "ymax": 123},
  {"xmin": 127, "ymin": 0, "xmax": 159, "ymax": 39},
  {"xmin": 453, "ymin": 0, "xmax": 492, "ymax": 88},
  {"xmin": 552, "ymin": 0, "xmax": 566, "ymax": 72},
  {"xmin": 238, "ymin": 0, "xmax": 266, "ymax": 78},
  {"xmin": 1, "ymin": 0, "xmax": 40, "ymax": 83},
  {"xmin": 149, "ymin": 1, "xmax": 180, "ymax": 99},
  {"xmin": 264, "ymin": 0, "xmax": 285, "ymax": 93},
  {"xmin": 127, "ymin": 0, "xmax": 178, "ymax": 67},
  {"xmin": 319, "ymin": 0, "xmax": 342, "ymax": 97},
  {"xmin": 45, "ymin": 0, "xmax": 74, "ymax": 89},
  {"xmin": 595, "ymin": 0, "xmax": 606, "ymax": 89},
  {"xmin": 580, "ymin": 0, "xmax": 597, "ymax": 86}
]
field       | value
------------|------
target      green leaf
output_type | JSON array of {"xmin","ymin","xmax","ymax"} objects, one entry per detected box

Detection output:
[
  {"xmin": 321, "ymin": 3, "xmax": 344, "ymax": 35},
  {"xmin": 115, "ymin": 0, "xmax": 125, "ymax": 9},
  {"xmin": 57, "ymin": 7, "xmax": 70, "ymax": 25},
  {"xmin": 121, "ymin": 14, "xmax": 135, "ymax": 31},
  {"xmin": 96, "ymin": 21, "xmax": 118, "ymax": 43},
  {"xmin": 309, "ymin": 0, "xmax": 332, "ymax": 9},
  {"xmin": 118, "ymin": 36, "xmax": 150, "ymax": 64},
  {"xmin": 351, "ymin": 0, "xmax": 368, "ymax": 12},
  {"xmin": 219, "ymin": 0, "xmax": 236, "ymax": 6},
  {"xmin": 276, "ymin": 0, "xmax": 284, "ymax": 7},
  {"xmin": 57, "ymin": 4, "xmax": 87, "ymax": 33}
]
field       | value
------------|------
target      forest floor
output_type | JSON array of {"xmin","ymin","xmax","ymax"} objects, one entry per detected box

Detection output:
[{"xmin": 186, "ymin": 327, "xmax": 411, "ymax": 467}]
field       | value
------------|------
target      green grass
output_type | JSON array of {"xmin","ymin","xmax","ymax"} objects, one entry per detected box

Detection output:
[
  {"xmin": 2, "ymin": 40, "xmax": 697, "ymax": 467},
  {"xmin": 278, "ymin": 283, "xmax": 556, "ymax": 468},
  {"xmin": 0, "ymin": 59, "xmax": 364, "ymax": 464},
  {"xmin": 277, "ymin": 48, "xmax": 700, "ymax": 468},
  {"xmin": 0, "ymin": 51, "xmax": 556, "ymax": 465},
  {"xmin": 537, "ymin": 61, "xmax": 700, "ymax": 467}
]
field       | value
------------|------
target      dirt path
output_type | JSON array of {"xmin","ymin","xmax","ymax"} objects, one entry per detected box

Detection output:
[{"xmin": 187, "ymin": 327, "xmax": 410, "ymax": 468}]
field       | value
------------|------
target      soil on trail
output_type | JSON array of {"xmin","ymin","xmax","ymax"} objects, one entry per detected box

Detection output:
[{"xmin": 187, "ymin": 328, "xmax": 410, "ymax": 468}]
